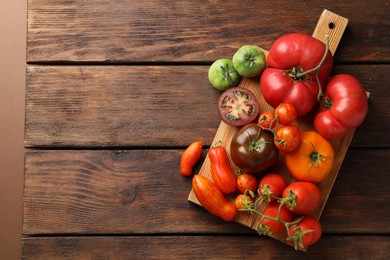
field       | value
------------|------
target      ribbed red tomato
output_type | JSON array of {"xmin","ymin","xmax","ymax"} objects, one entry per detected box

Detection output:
[
  {"xmin": 314, "ymin": 74, "xmax": 368, "ymax": 139},
  {"xmin": 260, "ymin": 33, "xmax": 333, "ymax": 116}
]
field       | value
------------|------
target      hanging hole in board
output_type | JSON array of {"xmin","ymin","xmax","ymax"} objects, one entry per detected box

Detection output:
[{"xmin": 328, "ymin": 22, "xmax": 335, "ymax": 29}]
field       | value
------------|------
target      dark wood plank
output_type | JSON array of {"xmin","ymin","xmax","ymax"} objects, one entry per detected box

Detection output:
[
  {"xmin": 25, "ymin": 65, "xmax": 221, "ymax": 148},
  {"xmin": 27, "ymin": 0, "xmax": 389, "ymax": 63},
  {"xmin": 25, "ymin": 65, "xmax": 390, "ymax": 148},
  {"xmin": 22, "ymin": 235, "xmax": 390, "ymax": 259},
  {"xmin": 23, "ymin": 149, "xmax": 390, "ymax": 235}
]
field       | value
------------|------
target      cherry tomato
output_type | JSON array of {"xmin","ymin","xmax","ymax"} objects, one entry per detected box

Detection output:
[
  {"xmin": 258, "ymin": 173, "xmax": 287, "ymax": 202},
  {"xmin": 208, "ymin": 144, "xmax": 237, "ymax": 194},
  {"xmin": 258, "ymin": 111, "xmax": 277, "ymax": 129},
  {"xmin": 281, "ymin": 181, "xmax": 321, "ymax": 215},
  {"xmin": 314, "ymin": 74, "xmax": 369, "ymax": 139},
  {"xmin": 230, "ymin": 123, "xmax": 278, "ymax": 174},
  {"xmin": 236, "ymin": 173, "xmax": 258, "ymax": 194},
  {"xmin": 287, "ymin": 215, "xmax": 322, "ymax": 250},
  {"xmin": 275, "ymin": 103, "xmax": 297, "ymax": 125},
  {"xmin": 258, "ymin": 201, "xmax": 293, "ymax": 236},
  {"xmin": 234, "ymin": 194, "xmax": 253, "ymax": 210},
  {"xmin": 285, "ymin": 131, "xmax": 334, "ymax": 182},
  {"xmin": 274, "ymin": 125, "xmax": 301, "ymax": 153},
  {"xmin": 192, "ymin": 175, "xmax": 237, "ymax": 221},
  {"xmin": 260, "ymin": 33, "xmax": 333, "ymax": 116},
  {"xmin": 180, "ymin": 141, "xmax": 203, "ymax": 176},
  {"xmin": 218, "ymin": 87, "xmax": 260, "ymax": 127}
]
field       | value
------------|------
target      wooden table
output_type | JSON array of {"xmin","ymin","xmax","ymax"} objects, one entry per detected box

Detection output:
[{"xmin": 23, "ymin": 1, "xmax": 389, "ymax": 259}]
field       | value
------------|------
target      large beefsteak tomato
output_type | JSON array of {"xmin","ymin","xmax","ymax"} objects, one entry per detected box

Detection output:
[
  {"xmin": 314, "ymin": 74, "xmax": 368, "ymax": 139},
  {"xmin": 260, "ymin": 33, "xmax": 333, "ymax": 116}
]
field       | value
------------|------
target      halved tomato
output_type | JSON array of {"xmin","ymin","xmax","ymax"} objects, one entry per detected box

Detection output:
[{"xmin": 217, "ymin": 87, "xmax": 259, "ymax": 127}]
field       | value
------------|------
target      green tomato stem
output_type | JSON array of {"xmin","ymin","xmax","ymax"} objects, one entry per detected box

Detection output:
[{"xmin": 296, "ymin": 35, "xmax": 330, "ymax": 78}]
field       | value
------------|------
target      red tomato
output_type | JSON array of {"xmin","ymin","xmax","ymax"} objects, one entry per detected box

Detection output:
[
  {"xmin": 260, "ymin": 33, "xmax": 333, "ymax": 116},
  {"xmin": 258, "ymin": 111, "xmax": 277, "ymax": 129},
  {"xmin": 180, "ymin": 141, "xmax": 203, "ymax": 176},
  {"xmin": 208, "ymin": 144, "xmax": 237, "ymax": 194},
  {"xmin": 236, "ymin": 173, "xmax": 258, "ymax": 194},
  {"xmin": 314, "ymin": 74, "xmax": 369, "ymax": 139},
  {"xmin": 192, "ymin": 175, "xmax": 237, "ymax": 221},
  {"xmin": 282, "ymin": 181, "xmax": 321, "ymax": 215},
  {"xmin": 274, "ymin": 125, "xmax": 301, "ymax": 153},
  {"xmin": 258, "ymin": 173, "xmax": 286, "ymax": 202},
  {"xmin": 258, "ymin": 201, "xmax": 293, "ymax": 236},
  {"xmin": 234, "ymin": 194, "xmax": 253, "ymax": 210},
  {"xmin": 275, "ymin": 103, "xmax": 297, "ymax": 125},
  {"xmin": 287, "ymin": 215, "xmax": 322, "ymax": 250}
]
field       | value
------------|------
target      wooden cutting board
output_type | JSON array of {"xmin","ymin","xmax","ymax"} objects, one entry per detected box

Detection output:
[{"xmin": 188, "ymin": 9, "xmax": 349, "ymax": 247}]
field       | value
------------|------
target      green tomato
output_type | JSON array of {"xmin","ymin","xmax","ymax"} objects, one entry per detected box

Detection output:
[
  {"xmin": 233, "ymin": 45, "xmax": 266, "ymax": 77},
  {"xmin": 208, "ymin": 59, "xmax": 241, "ymax": 91}
]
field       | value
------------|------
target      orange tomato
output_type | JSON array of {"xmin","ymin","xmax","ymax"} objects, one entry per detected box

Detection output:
[
  {"xmin": 192, "ymin": 175, "xmax": 237, "ymax": 221},
  {"xmin": 285, "ymin": 131, "xmax": 335, "ymax": 182},
  {"xmin": 180, "ymin": 141, "xmax": 203, "ymax": 176}
]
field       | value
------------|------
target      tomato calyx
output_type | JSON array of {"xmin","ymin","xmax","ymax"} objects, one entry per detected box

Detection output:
[
  {"xmin": 285, "ymin": 66, "xmax": 307, "ymax": 81},
  {"xmin": 258, "ymin": 184, "xmax": 275, "ymax": 203},
  {"xmin": 286, "ymin": 224, "xmax": 315, "ymax": 250},
  {"xmin": 220, "ymin": 62, "xmax": 236, "ymax": 82},
  {"xmin": 305, "ymin": 142, "xmax": 331, "ymax": 173},
  {"xmin": 318, "ymin": 95, "xmax": 333, "ymax": 109},
  {"xmin": 247, "ymin": 129, "xmax": 271, "ymax": 152},
  {"xmin": 285, "ymin": 35, "xmax": 330, "ymax": 86},
  {"xmin": 278, "ymin": 189, "xmax": 297, "ymax": 211}
]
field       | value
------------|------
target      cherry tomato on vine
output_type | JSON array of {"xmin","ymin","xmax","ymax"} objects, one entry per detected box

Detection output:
[
  {"xmin": 234, "ymin": 194, "xmax": 253, "ymax": 210},
  {"xmin": 287, "ymin": 215, "xmax": 322, "ymax": 250},
  {"xmin": 258, "ymin": 201, "xmax": 293, "ymax": 236},
  {"xmin": 236, "ymin": 173, "xmax": 258, "ymax": 194},
  {"xmin": 281, "ymin": 181, "xmax": 321, "ymax": 215},
  {"xmin": 258, "ymin": 173, "xmax": 287, "ymax": 202},
  {"xmin": 218, "ymin": 87, "xmax": 260, "ymax": 127},
  {"xmin": 258, "ymin": 111, "xmax": 277, "ymax": 129},
  {"xmin": 274, "ymin": 125, "xmax": 301, "ymax": 153},
  {"xmin": 180, "ymin": 141, "xmax": 203, "ymax": 176},
  {"xmin": 285, "ymin": 131, "xmax": 334, "ymax": 182},
  {"xmin": 275, "ymin": 103, "xmax": 298, "ymax": 125}
]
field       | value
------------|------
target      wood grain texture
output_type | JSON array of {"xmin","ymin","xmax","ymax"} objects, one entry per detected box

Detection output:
[
  {"xmin": 25, "ymin": 65, "xmax": 390, "ymax": 148},
  {"xmin": 22, "ymin": 235, "xmax": 390, "ymax": 259},
  {"xmin": 27, "ymin": 0, "xmax": 390, "ymax": 63},
  {"xmin": 23, "ymin": 149, "xmax": 390, "ymax": 235}
]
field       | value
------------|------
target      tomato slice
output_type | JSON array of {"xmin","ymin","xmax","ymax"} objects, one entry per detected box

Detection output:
[{"xmin": 217, "ymin": 87, "xmax": 259, "ymax": 126}]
